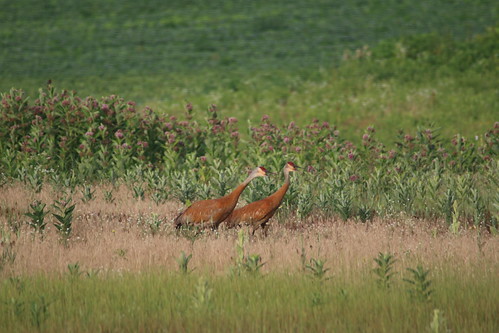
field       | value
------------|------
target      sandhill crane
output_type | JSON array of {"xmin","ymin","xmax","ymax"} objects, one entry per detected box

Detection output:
[
  {"xmin": 225, "ymin": 162, "xmax": 298, "ymax": 236},
  {"xmin": 174, "ymin": 166, "xmax": 268, "ymax": 229}
]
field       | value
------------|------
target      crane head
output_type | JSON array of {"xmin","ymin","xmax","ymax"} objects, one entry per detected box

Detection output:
[
  {"xmin": 257, "ymin": 166, "xmax": 268, "ymax": 176},
  {"xmin": 286, "ymin": 162, "xmax": 299, "ymax": 171}
]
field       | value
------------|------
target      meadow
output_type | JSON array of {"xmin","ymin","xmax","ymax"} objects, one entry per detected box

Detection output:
[{"xmin": 1, "ymin": 0, "xmax": 499, "ymax": 331}]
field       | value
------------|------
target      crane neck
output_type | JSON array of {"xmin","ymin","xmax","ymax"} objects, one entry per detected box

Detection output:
[{"xmin": 224, "ymin": 173, "xmax": 256, "ymax": 207}]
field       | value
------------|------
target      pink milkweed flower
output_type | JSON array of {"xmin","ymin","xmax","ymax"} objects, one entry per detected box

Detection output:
[
  {"xmin": 115, "ymin": 129, "xmax": 124, "ymax": 139},
  {"xmin": 137, "ymin": 141, "xmax": 149, "ymax": 148}
]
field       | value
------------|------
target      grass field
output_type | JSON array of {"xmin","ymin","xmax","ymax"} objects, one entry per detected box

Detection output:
[
  {"xmin": 1, "ymin": 184, "xmax": 498, "ymax": 332},
  {"xmin": 1, "ymin": 1, "xmax": 498, "ymax": 141},
  {"xmin": 1, "ymin": 0, "xmax": 498, "ymax": 331}
]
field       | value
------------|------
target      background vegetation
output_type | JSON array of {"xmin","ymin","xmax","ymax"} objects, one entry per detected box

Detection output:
[{"xmin": 0, "ymin": 0, "xmax": 498, "ymax": 331}]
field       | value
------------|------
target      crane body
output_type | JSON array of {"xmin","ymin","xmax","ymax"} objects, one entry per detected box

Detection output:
[
  {"xmin": 174, "ymin": 166, "xmax": 267, "ymax": 229},
  {"xmin": 225, "ymin": 162, "xmax": 297, "ymax": 235}
]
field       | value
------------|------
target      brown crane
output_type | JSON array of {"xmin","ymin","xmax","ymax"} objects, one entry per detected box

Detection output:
[
  {"xmin": 174, "ymin": 166, "xmax": 268, "ymax": 229},
  {"xmin": 225, "ymin": 162, "xmax": 298, "ymax": 235}
]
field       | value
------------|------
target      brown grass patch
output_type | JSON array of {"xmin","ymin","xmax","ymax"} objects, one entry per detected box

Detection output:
[{"xmin": 1, "ymin": 184, "xmax": 498, "ymax": 277}]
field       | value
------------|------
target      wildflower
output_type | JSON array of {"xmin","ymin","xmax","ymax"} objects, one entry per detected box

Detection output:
[
  {"xmin": 78, "ymin": 144, "xmax": 86, "ymax": 150},
  {"xmin": 122, "ymin": 143, "xmax": 131, "ymax": 149},
  {"xmin": 199, "ymin": 156, "xmax": 207, "ymax": 163},
  {"xmin": 367, "ymin": 126, "xmax": 375, "ymax": 133},
  {"xmin": 98, "ymin": 124, "xmax": 106, "ymax": 131},
  {"xmin": 170, "ymin": 116, "xmax": 177, "ymax": 122},
  {"xmin": 306, "ymin": 165, "xmax": 316, "ymax": 173},
  {"xmin": 186, "ymin": 103, "xmax": 193, "ymax": 112},
  {"xmin": 294, "ymin": 146, "xmax": 302, "ymax": 153},
  {"xmin": 261, "ymin": 114, "xmax": 269, "ymax": 122},
  {"xmin": 137, "ymin": 141, "xmax": 149, "ymax": 148},
  {"xmin": 85, "ymin": 131, "xmax": 94, "ymax": 137},
  {"xmin": 165, "ymin": 122, "xmax": 173, "ymax": 130},
  {"xmin": 115, "ymin": 130, "xmax": 124, "ymax": 139},
  {"xmin": 362, "ymin": 134, "xmax": 370, "ymax": 141},
  {"xmin": 231, "ymin": 131, "xmax": 240, "ymax": 139},
  {"xmin": 349, "ymin": 174, "xmax": 359, "ymax": 182},
  {"xmin": 61, "ymin": 99, "xmax": 70, "ymax": 106},
  {"xmin": 388, "ymin": 150, "xmax": 396, "ymax": 159},
  {"xmin": 228, "ymin": 117, "xmax": 238, "ymax": 124},
  {"xmin": 101, "ymin": 104, "xmax": 110, "ymax": 112},
  {"xmin": 348, "ymin": 152, "xmax": 355, "ymax": 160},
  {"xmin": 404, "ymin": 134, "xmax": 414, "ymax": 142},
  {"xmin": 179, "ymin": 121, "xmax": 189, "ymax": 127},
  {"xmin": 288, "ymin": 121, "xmax": 296, "ymax": 129},
  {"xmin": 283, "ymin": 137, "xmax": 291, "ymax": 144}
]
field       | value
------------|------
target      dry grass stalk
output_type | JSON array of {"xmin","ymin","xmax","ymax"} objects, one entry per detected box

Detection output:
[{"xmin": 1, "ymin": 184, "xmax": 497, "ymax": 277}]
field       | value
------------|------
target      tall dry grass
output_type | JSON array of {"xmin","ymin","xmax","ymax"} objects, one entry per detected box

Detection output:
[{"xmin": 1, "ymin": 183, "xmax": 498, "ymax": 277}]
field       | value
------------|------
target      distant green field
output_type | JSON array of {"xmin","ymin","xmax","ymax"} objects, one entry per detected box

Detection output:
[{"xmin": 1, "ymin": 0, "xmax": 497, "ymax": 141}]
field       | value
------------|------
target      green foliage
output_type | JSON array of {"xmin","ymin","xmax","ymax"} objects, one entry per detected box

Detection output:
[
  {"xmin": 232, "ymin": 229, "xmax": 265, "ymax": 276},
  {"xmin": 430, "ymin": 308, "xmax": 450, "ymax": 333},
  {"xmin": 373, "ymin": 252, "xmax": 396, "ymax": 289},
  {"xmin": 305, "ymin": 258, "xmax": 330, "ymax": 281},
  {"xmin": 67, "ymin": 262, "xmax": 82, "ymax": 278},
  {"xmin": 176, "ymin": 251, "xmax": 193, "ymax": 274},
  {"xmin": 0, "ymin": 228, "xmax": 17, "ymax": 271},
  {"xmin": 403, "ymin": 264, "xmax": 433, "ymax": 302},
  {"xmin": 25, "ymin": 201, "xmax": 49, "ymax": 234},
  {"xmin": 0, "ymin": 269, "xmax": 497, "ymax": 332},
  {"xmin": 191, "ymin": 277, "xmax": 213, "ymax": 309},
  {"xmin": 52, "ymin": 197, "xmax": 76, "ymax": 239}
]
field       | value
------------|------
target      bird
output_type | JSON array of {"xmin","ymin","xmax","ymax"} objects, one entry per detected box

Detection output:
[
  {"xmin": 224, "ymin": 161, "xmax": 298, "ymax": 236},
  {"xmin": 174, "ymin": 166, "xmax": 268, "ymax": 229}
]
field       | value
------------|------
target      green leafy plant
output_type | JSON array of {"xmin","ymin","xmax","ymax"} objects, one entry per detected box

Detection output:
[
  {"xmin": 25, "ymin": 201, "xmax": 49, "ymax": 234},
  {"xmin": 176, "ymin": 251, "xmax": 193, "ymax": 274},
  {"xmin": 30, "ymin": 296, "xmax": 50, "ymax": 329},
  {"xmin": 52, "ymin": 197, "xmax": 76, "ymax": 239},
  {"xmin": 67, "ymin": 262, "xmax": 82, "ymax": 278},
  {"xmin": 81, "ymin": 184, "xmax": 95, "ymax": 203},
  {"xmin": 403, "ymin": 264, "xmax": 433, "ymax": 302},
  {"xmin": 430, "ymin": 308, "xmax": 450, "ymax": 333},
  {"xmin": 373, "ymin": 252, "xmax": 396, "ymax": 289},
  {"xmin": 305, "ymin": 258, "xmax": 330, "ymax": 281},
  {"xmin": 191, "ymin": 277, "xmax": 213, "ymax": 309}
]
